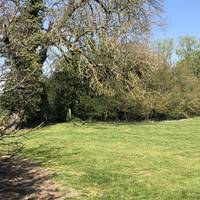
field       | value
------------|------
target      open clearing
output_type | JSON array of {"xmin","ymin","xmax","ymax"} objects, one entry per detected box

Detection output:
[{"xmin": 2, "ymin": 118, "xmax": 200, "ymax": 200}]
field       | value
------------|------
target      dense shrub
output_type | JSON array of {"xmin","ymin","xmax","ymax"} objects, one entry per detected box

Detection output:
[{"xmin": 7, "ymin": 37, "xmax": 200, "ymax": 123}]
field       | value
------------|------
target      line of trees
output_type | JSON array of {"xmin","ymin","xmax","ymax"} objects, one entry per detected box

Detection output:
[
  {"xmin": 46, "ymin": 37, "xmax": 200, "ymax": 122},
  {"xmin": 0, "ymin": 0, "xmax": 200, "ymax": 128}
]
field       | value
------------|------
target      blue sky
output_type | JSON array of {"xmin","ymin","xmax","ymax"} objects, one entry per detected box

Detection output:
[{"xmin": 154, "ymin": 0, "xmax": 200, "ymax": 40}]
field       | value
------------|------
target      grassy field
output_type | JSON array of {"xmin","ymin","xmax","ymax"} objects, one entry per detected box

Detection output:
[{"xmin": 7, "ymin": 118, "xmax": 200, "ymax": 199}]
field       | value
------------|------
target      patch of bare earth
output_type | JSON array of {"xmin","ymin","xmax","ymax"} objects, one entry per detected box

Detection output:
[{"xmin": 0, "ymin": 156, "xmax": 80, "ymax": 200}]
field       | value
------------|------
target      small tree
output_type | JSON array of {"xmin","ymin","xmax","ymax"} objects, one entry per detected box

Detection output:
[{"xmin": 176, "ymin": 36, "xmax": 200, "ymax": 78}]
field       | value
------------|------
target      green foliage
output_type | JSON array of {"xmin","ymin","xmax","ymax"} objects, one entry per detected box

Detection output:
[
  {"xmin": 176, "ymin": 36, "xmax": 200, "ymax": 78},
  {"xmin": 0, "ymin": 1, "xmax": 49, "ymax": 123},
  {"xmin": 47, "ymin": 57, "xmax": 89, "ymax": 122},
  {"xmin": 2, "ymin": 4, "xmax": 200, "ymax": 125},
  {"xmin": 45, "ymin": 37, "xmax": 200, "ymax": 122},
  {"xmin": 155, "ymin": 38, "xmax": 174, "ymax": 64}
]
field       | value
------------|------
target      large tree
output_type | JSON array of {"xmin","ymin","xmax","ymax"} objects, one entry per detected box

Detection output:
[
  {"xmin": 0, "ymin": 0, "xmax": 48, "ymax": 123},
  {"xmin": 0, "ymin": 0, "xmax": 163, "ymax": 125}
]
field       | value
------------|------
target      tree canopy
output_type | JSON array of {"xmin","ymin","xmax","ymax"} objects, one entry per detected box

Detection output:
[{"xmin": 0, "ymin": 0, "xmax": 200, "ymax": 129}]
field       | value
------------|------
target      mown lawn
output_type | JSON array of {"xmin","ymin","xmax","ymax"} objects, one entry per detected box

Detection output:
[{"xmin": 7, "ymin": 118, "xmax": 200, "ymax": 199}]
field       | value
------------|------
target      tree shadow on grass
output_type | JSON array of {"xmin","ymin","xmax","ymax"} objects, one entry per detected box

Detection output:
[
  {"xmin": 0, "ymin": 155, "xmax": 65, "ymax": 200},
  {"xmin": 21, "ymin": 144, "xmax": 81, "ymax": 167}
]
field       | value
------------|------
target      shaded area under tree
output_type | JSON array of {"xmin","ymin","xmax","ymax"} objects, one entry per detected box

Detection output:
[{"xmin": 0, "ymin": 155, "xmax": 79, "ymax": 200}]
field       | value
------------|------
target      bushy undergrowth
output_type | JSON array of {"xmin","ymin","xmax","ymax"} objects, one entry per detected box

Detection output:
[{"xmin": 46, "ymin": 39, "xmax": 200, "ymax": 122}]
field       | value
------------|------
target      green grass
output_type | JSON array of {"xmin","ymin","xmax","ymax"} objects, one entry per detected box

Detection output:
[{"xmin": 5, "ymin": 118, "xmax": 200, "ymax": 199}]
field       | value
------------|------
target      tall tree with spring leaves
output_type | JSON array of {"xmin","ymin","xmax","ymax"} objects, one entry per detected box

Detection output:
[{"xmin": 0, "ymin": 0, "xmax": 163, "ymax": 125}]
